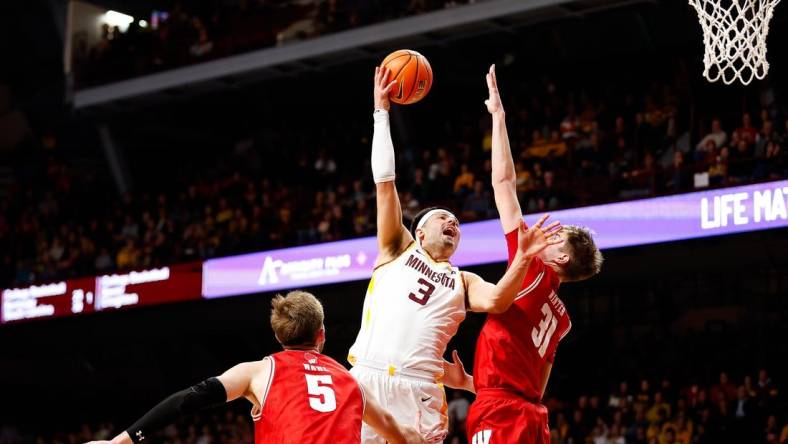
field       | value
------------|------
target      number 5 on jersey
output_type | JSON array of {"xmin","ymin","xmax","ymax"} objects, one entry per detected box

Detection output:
[
  {"xmin": 532, "ymin": 302, "xmax": 557, "ymax": 358},
  {"xmin": 305, "ymin": 374, "xmax": 336, "ymax": 412}
]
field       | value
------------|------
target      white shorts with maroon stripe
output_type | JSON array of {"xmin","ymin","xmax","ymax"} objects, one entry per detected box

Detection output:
[{"xmin": 350, "ymin": 363, "xmax": 447, "ymax": 444}]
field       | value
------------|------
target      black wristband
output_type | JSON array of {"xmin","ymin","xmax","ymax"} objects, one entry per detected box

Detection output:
[{"xmin": 127, "ymin": 377, "xmax": 227, "ymax": 443}]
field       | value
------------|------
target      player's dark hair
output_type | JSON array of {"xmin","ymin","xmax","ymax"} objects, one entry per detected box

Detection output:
[
  {"xmin": 560, "ymin": 225, "xmax": 603, "ymax": 282},
  {"xmin": 409, "ymin": 206, "xmax": 456, "ymax": 238}
]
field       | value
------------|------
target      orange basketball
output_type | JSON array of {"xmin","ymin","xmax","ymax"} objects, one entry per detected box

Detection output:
[{"xmin": 381, "ymin": 49, "xmax": 433, "ymax": 105}]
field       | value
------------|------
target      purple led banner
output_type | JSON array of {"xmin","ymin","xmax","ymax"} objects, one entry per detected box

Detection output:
[
  {"xmin": 202, "ymin": 180, "xmax": 788, "ymax": 298},
  {"xmin": 203, "ymin": 238, "xmax": 381, "ymax": 298}
]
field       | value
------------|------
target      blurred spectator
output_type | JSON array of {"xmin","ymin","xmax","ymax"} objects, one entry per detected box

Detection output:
[
  {"xmin": 696, "ymin": 118, "xmax": 728, "ymax": 152},
  {"xmin": 570, "ymin": 409, "xmax": 590, "ymax": 443},
  {"xmin": 758, "ymin": 369, "xmax": 774, "ymax": 394},
  {"xmin": 116, "ymin": 239, "xmax": 140, "ymax": 269},
  {"xmin": 447, "ymin": 391, "xmax": 470, "ymax": 444},
  {"xmin": 552, "ymin": 412, "xmax": 570, "ymax": 443},
  {"xmin": 453, "ymin": 164, "xmax": 475, "ymax": 195},
  {"xmin": 764, "ymin": 414, "xmax": 781, "ymax": 443},
  {"xmin": 711, "ymin": 372, "xmax": 738, "ymax": 402},
  {"xmin": 575, "ymin": 132, "xmax": 607, "ymax": 178},
  {"xmin": 664, "ymin": 150, "xmax": 691, "ymax": 192},
  {"xmin": 609, "ymin": 381, "xmax": 632, "ymax": 408},
  {"xmin": 708, "ymin": 146, "xmax": 729, "ymax": 186},
  {"xmin": 662, "ymin": 426, "xmax": 680, "ymax": 444},
  {"xmin": 734, "ymin": 113, "xmax": 758, "ymax": 146},
  {"xmin": 729, "ymin": 139, "xmax": 754, "ymax": 183},
  {"xmin": 695, "ymin": 138, "xmax": 718, "ymax": 165},
  {"xmin": 622, "ymin": 151, "xmax": 660, "ymax": 198},
  {"xmin": 542, "ymin": 130, "xmax": 568, "ymax": 157},
  {"xmin": 461, "ymin": 180, "xmax": 493, "ymax": 220},
  {"xmin": 637, "ymin": 380, "xmax": 652, "ymax": 406},
  {"xmin": 779, "ymin": 419, "xmax": 788, "ymax": 444},
  {"xmin": 525, "ymin": 129, "xmax": 549, "ymax": 158},
  {"xmin": 647, "ymin": 392, "xmax": 671, "ymax": 423},
  {"xmin": 673, "ymin": 411, "xmax": 693, "ymax": 444},
  {"xmin": 526, "ymin": 170, "xmax": 561, "ymax": 212},
  {"xmin": 756, "ymin": 120, "xmax": 780, "ymax": 157}
]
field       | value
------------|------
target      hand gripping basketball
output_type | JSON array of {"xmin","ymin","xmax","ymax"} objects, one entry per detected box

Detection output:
[
  {"xmin": 373, "ymin": 66, "xmax": 397, "ymax": 112},
  {"xmin": 379, "ymin": 49, "xmax": 433, "ymax": 105}
]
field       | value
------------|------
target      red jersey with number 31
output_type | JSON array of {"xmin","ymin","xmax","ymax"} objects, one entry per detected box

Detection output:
[
  {"xmin": 254, "ymin": 350, "xmax": 364, "ymax": 443},
  {"xmin": 472, "ymin": 227, "xmax": 571, "ymax": 401}
]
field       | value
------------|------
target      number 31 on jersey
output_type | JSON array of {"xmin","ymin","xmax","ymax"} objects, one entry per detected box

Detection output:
[{"xmin": 531, "ymin": 302, "xmax": 557, "ymax": 358}]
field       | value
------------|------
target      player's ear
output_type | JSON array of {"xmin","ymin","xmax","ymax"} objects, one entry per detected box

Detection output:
[
  {"xmin": 415, "ymin": 228, "xmax": 425, "ymax": 242},
  {"xmin": 555, "ymin": 253, "xmax": 570, "ymax": 265},
  {"xmin": 315, "ymin": 326, "xmax": 326, "ymax": 344}
]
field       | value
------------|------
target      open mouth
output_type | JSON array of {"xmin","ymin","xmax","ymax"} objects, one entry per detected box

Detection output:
[{"xmin": 442, "ymin": 227, "xmax": 457, "ymax": 237}]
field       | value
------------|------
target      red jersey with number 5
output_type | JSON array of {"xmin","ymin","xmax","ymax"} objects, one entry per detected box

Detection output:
[
  {"xmin": 472, "ymin": 227, "xmax": 571, "ymax": 401},
  {"xmin": 254, "ymin": 350, "xmax": 365, "ymax": 443}
]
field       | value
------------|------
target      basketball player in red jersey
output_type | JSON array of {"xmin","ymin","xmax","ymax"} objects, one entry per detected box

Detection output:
[
  {"xmin": 89, "ymin": 291, "xmax": 425, "ymax": 444},
  {"xmin": 443, "ymin": 65, "xmax": 604, "ymax": 444}
]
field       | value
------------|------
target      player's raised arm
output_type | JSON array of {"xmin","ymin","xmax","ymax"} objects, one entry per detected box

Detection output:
[
  {"xmin": 372, "ymin": 66, "xmax": 414, "ymax": 264},
  {"xmin": 485, "ymin": 64, "xmax": 524, "ymax": 233},
  {"xmin": 91, "ymin": 361, "xmax": 267, "ymax": 444},
  {"xmin": 466, "ymin": 215, "xmax": 562, "ymax": 314},
  {"xmin": 362, "ymin": 390, "xmax": 427, "ymax": 444}
]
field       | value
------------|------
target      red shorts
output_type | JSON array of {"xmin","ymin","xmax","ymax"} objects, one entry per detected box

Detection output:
[{"xmin": 466, "ymin": 389, "xmax": 549, "ymax": 444}]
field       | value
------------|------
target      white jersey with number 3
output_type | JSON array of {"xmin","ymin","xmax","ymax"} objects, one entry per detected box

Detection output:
[{"xmin": 348, "ymin": 242, "xmax": 467, "ymax": 376}]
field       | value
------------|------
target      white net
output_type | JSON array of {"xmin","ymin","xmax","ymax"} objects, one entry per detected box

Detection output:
[{"xmin": 688, "ymin": 0, "xmax": 782, "ymax": 85}]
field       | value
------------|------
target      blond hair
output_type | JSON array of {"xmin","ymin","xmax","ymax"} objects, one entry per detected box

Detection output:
[
  {"xmin": 270, "ymin": 290, "xmax": 324, "ymax": 347},
  {"xmin": 560, "ymin": 225, "xmax": 603, "ymax": 282}
]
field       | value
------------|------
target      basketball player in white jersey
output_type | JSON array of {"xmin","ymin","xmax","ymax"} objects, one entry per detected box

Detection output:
[{"xmin": 347, "ymin": 66, "xmax": 564, "ymax": 443}]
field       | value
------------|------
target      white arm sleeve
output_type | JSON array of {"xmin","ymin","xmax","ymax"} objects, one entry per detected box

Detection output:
[{"xmin": 371, "ymin": 110, "xmax": 396, "ymax": 183}]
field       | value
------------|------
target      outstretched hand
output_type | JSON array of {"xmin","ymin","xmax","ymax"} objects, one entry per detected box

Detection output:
[
  {"xmin": 517, "ymin": 214, "xmax": 563, "ymax": 259},
  {"xmin": 442, "ymin": 350, "xmax": 472, "ymax": 392},
  {"xmin": 484, "ymin": 64, "xmax": 504, "ymax": 115},
  {"xmin": 374, "ymin": 66, "xmax": 397, "ymax": 111}
]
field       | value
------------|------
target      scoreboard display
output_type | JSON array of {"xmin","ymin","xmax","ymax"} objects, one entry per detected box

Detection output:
[{"xmin": 1, "ymin": 262, "xmax": 202, "ymax": 324}]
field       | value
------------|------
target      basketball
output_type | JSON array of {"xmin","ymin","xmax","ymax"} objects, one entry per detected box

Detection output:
[{"xmin": 380, "ymin": 49, "xmax": 433, "ymax": 105}]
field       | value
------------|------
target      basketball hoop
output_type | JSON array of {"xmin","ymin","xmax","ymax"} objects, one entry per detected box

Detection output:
[{"xmin": 688, "ymin": 0, "xmax": 782, "ymax": 85}]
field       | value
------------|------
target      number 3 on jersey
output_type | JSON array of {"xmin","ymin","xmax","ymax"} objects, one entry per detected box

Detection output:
[
  {"xmin": 408, "ymin": 278, "xmax": 435, "ymax": 305},
  {"xmin": 531, "ymin": 302, "xmax": 557, "ymax": 358},
  {"xmin": 305, "ymin": 374, "xmax": 336, "ymax": 412}
]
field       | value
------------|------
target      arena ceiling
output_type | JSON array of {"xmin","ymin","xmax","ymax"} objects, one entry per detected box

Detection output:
[{"xmin": 73, "ymin": 0, "xmax": 657, "ymax": 110}]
